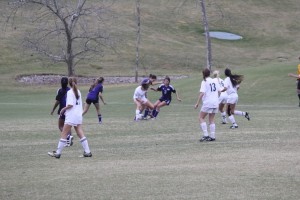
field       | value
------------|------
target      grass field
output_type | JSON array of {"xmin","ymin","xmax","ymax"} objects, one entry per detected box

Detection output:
[{"xmin": 1, "ymin": 0, "xmax": 300, "ymax": 199}]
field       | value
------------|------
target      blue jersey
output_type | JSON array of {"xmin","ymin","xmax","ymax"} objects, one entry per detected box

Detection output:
[
  {"xmin": 55, "ymin": 87, "xmax": 70, "ymax": 114},
  {"xmin": 87, "ymin": 83, "xmax": 103, "ymax": 100},
  {"xmin": 157, "ymin": 84, "xmax": 176, "ymax": 101}
]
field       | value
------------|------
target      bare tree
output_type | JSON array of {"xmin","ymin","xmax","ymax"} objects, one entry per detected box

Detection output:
[
  {"xmin": 199, "ymin": 0, "xmax": 212, "ymax": 70},
  {"xmin": 135, "ymin": 0, "xmax": 141, "ymax": 83},
  {"xmin": 6, "ymin": 0, "xmax": 114, "ymax": 76}
]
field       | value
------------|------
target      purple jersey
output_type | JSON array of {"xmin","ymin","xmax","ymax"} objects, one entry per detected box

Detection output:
[
  {"xmin": 157, "ymin": 84, "xmax": 176, "ymax": 101},
  {"xmin": 55, "ymin": 87, "xmax": 70, "ymax": 114},
  {"xmin": 87, "ymin": 83, "xmax": 103, "ymax": 100}
]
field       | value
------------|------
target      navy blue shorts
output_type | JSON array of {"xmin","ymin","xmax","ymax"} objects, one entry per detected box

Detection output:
[
  {"xmin": 297, "ymin": 80, "xmax": 300, "ymax": 90},
  {"xmin": 86, "ymin": 98, "xmax": 99, "ymax": 105},
  {"xmin": 159, "ymin": 98, "xmax": 171, "ymax": 105},
  {"xmin": 59, "ymin": 113, "xmax": 66, "ymax": 120}
]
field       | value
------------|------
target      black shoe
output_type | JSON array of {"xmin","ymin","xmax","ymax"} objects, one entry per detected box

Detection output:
[
  {"xmin": 83, "ymin": 151, "xmax": 92, "ymax": 157},
  {"xmin": 199, "ymin": 136, "xmax": 210, "ymax": 142},
  {"xmin": 230, "ymin": 125, "xmax": 238, "ymax": 129},
  {"xmin": 245, "ymin": 112, "xmax": 250, "ymax": 121},
  {"xmin": 48, "ymin": 151, "xmax": 61, "ymax": 159},
  {"xmin": 206, "ymin": 137, "xmax": 216, "ymax": 141}
]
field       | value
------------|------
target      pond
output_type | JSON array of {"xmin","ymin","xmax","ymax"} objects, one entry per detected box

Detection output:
[{"xmin": 207, "ymin": 31, "xmax": 243, "ymax": 40}]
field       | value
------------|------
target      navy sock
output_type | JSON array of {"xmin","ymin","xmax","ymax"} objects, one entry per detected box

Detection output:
[
  {"xmin": 152, "ymin": 109, "xmax": 157, "ymax": 117},
  {"xmin": 154, "ymin": 111, "xmax": 159, "ymax": 118},
  {"xmin": 143, "ymin": 109, "xmax": 149, "ymax": 118},
  {"xmin": 98, "ymin": 115, "xmax": 102, "ymax": 122}
]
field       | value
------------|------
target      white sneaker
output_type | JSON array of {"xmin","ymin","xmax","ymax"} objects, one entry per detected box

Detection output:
[{"xmin": 65, "ymin": 135, "xmax": 74, "ymax": 147}]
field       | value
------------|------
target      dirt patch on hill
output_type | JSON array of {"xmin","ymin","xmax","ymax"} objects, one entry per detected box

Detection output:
[{"xmin": 16, "ymin": 74, "xmax": 189, "ymax": 85}]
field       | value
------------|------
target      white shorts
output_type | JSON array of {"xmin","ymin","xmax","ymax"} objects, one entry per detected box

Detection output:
[
  {"xmin": 219, "ymin": 94, "xmax": 227, "ymax": 104},
  {"xmin": 227, "ymin": 94, "xmax": 238, "ymax": 104},
  {"xmin": 134, "ymin": 97, "xmax": 148, "ymax": 104},
  {"xmin": 201, "ymin": 107, "xmax": 218, "ymax": 114},
  {"xmin": 64, "ymin": 121, "xmax": 81, "ymax": 127}
]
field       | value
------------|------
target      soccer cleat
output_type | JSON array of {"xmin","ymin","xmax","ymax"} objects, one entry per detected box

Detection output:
[
  {"xmin": 230, "ymin": 125, "xmax": 238, "ymax": 129},
  {"xmin": 48, "ymin": 151, "xmax": 61, "ymax": 159},
  {"xmin": 206, "ymin": 137, "xmax": 216, "ymax": 141},
  {"xmin": 199, "ymin": 136, "xmax": 210, "ymax": 142},
  {"xmin": 83, "ymin": 151, "xmax": 92, "ymax": 157},
  {"xmin": 221, "ymin": 121, "xmax": 227, "ymax": 124},
  {"xmin": 65, "ymin": 135, "xmax": 74, "ymax": 147},
  {"xmin": 245, "ymin": 112, "xmax": 250, "ymax": 121}
]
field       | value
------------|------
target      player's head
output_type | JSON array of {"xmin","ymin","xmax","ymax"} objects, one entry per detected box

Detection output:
[
  {"xmin": 61, "ymin": 77, "xmax": 68, "ymax": 89},
  {"xmin": 202, "ymin": 68, "xmax": 210, "ymax": 81},
  {"xmin": 68, "ymin": 77, "xmax": 80, "ymax": 99},
  {"xmin": 212, "ymin": 70, "xmax": 220, "ymax": 78},
  {"xmin": 97, "ymin": 77, "xmax": 104, "ymax": 84},
  {"xmin": 149, "ymin": 74, "xmax": 157, "ymax": 82},
  {"xmin": 141, "ymin": 79, "xmax": 150, "ymax": 90},
  {"xmin": 224, "ymin": 68, "xmax": 232, "ymax": 77},
  {"xmin": 163, "ymin": 76, "xmax": 170, "ymax": 85}
]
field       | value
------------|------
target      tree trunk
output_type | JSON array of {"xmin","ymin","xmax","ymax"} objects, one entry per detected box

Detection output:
[
  {"xmin": 135, "ymin": 0, "xmax": 141, "ymax": 83},
  {"xmin": 200, "ymin": 0, "xmax": 212, "ymax": 70}
]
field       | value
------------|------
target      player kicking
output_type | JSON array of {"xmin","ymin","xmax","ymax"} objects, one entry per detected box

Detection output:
[
  {"xmin": 151, "ymin": 76, "xmax": 182, "ymax": 118},
  {"xmin": 221, "ymin": 68, "xmax": 250, "ymax": 129},
  {"xmin": 133, "ymin": 79, "xmax": 154, "ymax": 121},
  {"xmin": 195, "ymin": 68, "xmax": 220, "ymax": 142}
]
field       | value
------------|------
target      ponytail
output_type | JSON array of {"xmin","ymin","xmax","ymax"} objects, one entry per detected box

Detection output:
[
  {"xmin": 202, "ymin": 68, "xmax": 210, "ymax": 81},
  {"xmin": 225, "ymin": 68, "xmax": 244, "ymax": 87},
  {"xmin": 68, "ymin": 77, "xmax": 80, "ymax": 100}
]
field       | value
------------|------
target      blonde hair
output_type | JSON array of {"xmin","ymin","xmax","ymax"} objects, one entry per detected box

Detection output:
[
  {"xmin": 212, "ymin": 70, "xmax": 220, "ymax": 78},
  {"xmin": 68, "ymin": 77, "xmax": 80, "ymax": 100}
]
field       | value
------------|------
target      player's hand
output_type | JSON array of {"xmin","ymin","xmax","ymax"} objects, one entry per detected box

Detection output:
[
  {"xmin": 194, "ymin": 104, "xmax": 199, "ymax": 109},
  {"xmin": 177, "ymin": 98, "xmax": 182, "ymax": 102}
]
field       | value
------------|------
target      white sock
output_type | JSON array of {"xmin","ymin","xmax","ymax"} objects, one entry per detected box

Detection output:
[
  {"xmin": 200, "ymin": 122, "xmax": 208, "ymax": 137},
  {"xmin": 210, "ymin": 123, "xmax": 215, "ymax": 139},
  {"xmin": 221, "ymin": 112, "xmax": 227, "ymax": 122},
  {"xmin": 80, "ymin": 137, "xmax": 91, "ymax": 153},
  {"xmin": 234, "ymin": 110, "xmax": 244, "ymax": 116},
  {"xmin": 56, "ymin": 138, "xmax": 67, "ymax": 154},
  {"xmin": 228, "ymin": 115, "xmax": 237, "ymax": 126},
  {"xmin": 136, "ymin": 110, "xmax": 141, "ymax": 118}
]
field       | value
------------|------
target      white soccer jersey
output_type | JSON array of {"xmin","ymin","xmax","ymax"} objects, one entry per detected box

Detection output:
[
  {"xmin": 224, "ymin": 77, "xmax": 239, "ymax": 95},
  {"xmin": 200, "ymin": 77, "xmax": 220, "ymax": 108},
  {"xmin": 65, "ymin": 89, "xmax": 83, "ymax": 125},
  {"xmin": 133, "ymin": 86, "xmax": 147, "ymax": 100},
  {"xmin": 215, "ymin": 77, "xmax": 228, "ymax": 101}
]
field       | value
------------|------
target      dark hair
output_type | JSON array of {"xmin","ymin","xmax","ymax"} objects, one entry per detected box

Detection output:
[
  {"xmin": 164, "ymin": 76, "xmax": 170, "ymax": 83},
  {"xmin": 202, "ymin": 68, "xmax": 210, "ymax": 81},
  {"xmin": 141, "ymin": 83, "xmax": 149, "ymax": 90},
  {"xmin": 224, "ymin": 68, "xmax": 244, "ymax": 87},
  {"xmin": 89, "ymin": 77, "xmax": 104, "ymax": 91},
  {"xmin": 61, "ymin": 77, "xmax": 68, "ymax": 89},
  {"xmin": 149, "ymin": 74, "xmax": 157, "ymax": 80},
  {"xmin": 68, "ymin": 77, "xmax": 80, "ymax": 100}
]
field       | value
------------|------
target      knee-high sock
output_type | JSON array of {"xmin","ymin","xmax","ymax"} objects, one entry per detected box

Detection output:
[
  {"xmin": 228, "ymin": 115, "xmax": 237, "ymax": 125},
  {"xmin": 210, "ymin": 123, "xmax": 215, "ymax": 139},
  {"xmin": 56, "ymin": 138, "xmax": 67, "ymax": 154},
  {"xmin": 80, "ymin": 137, "xmax": 91, "ymax": 154},
  {"xmin": 234, "ymin": 110, "xmax": 245, "ymax": 116},
  {"xmin": 200, "ymin": 122, "xmax": 208, "ymax": 137}
]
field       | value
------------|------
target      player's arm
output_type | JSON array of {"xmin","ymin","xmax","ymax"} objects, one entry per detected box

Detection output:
[
  {"xmin": 51, "ymin": 100, "xmax": 60, "ymax": 115},
  {"xmin": 288, "ymin": 73, "xmax": 300, "ymax": 79},
  {"xmin": 174, "ymin": 90, "xmax": 182, "ymax": 101},
  {"xmin": 98, "ymin": 92, "xmax": 106, "ymax": 105},
  {"xmin": 59, "ymin": 104, "xmax": 73, "ymax": 115},
  {"xmin": 194, "ymin": 92, "xmax": 204, "ymax": 109}
]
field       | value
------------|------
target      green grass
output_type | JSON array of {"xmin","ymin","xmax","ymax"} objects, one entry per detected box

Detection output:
[{"xmin": 1, "ymin": 0, "xmax": 300, "ymax": 199}]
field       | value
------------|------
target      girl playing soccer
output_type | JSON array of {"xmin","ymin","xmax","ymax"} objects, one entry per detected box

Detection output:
[
  {"xmin": 151, "ymin": 76, "xmax": 182, "ymax": 118},
  {"xmin": 194, "ymin": 69, "xmax": 220, "ymax": 142},
  {"xmin": 50, "ymin": 77, "xmax": 73, "ymax": 147},
  {"xmin": 133, "ymin": 79, "xmax": 154, "ymax": 121},
  {"xmin": 212, "ymin": 70, "xmax": 228, "ymax": 124},
  {"xmin": 82, "ymin": 77, "xmax": 106, "ymax": 124},
  {"xmin": 48, "ymin": 77, "xmax": 92, "ymax": 158},
  {"xmin": 221, "ymin": 68, "xmax": 250, "ymax": 129}
]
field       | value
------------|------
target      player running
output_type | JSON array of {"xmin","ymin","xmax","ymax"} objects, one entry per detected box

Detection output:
[
  {"xmin": 213, "ymin": 70, "xmax": 228, "ymax": 124},
  {"xmin": 151, "ymin": 76, "xmax": 182, "ymax": 118},
  {"xmin": 195, "ymin": 68, "xmax": 220, "ymax": 142},
  {"xmin": 221, "ymin": 68, "xmax": 250, "ymax": 129},
  {"xmin": 288, "ymin": 56, "xmax": 300, "ymax": 107},
  {"xmin": 50, "ymin": 77, "xmax": 73, "ymax": 147},
  {"xmin": 82, "ymin": 77, "xmax": 106, "ymax": 124}
]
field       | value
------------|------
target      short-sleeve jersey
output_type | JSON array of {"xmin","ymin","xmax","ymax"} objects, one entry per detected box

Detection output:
[
  {"xmin": 200, "ymin": 77, "xmax": 220, "ymax": 108},
  {"xmin": 224, "ymin": 77, "xmax": 239, "ymax": 95},
  {"xmin": 65, "ymin": 89, "xmax": 83, "ymax": 125},
  {"xmin": 133, "ymin": 86, "xmax": 147, "ymax": 100},
  {"xmin": 55, "ymin": 87, "xmax": 70, "ymax": 114},
  {"xmin": 215, "ymin": 78, "xmax": 228, "ymax": 98},
  {"xmin": 157, "ymin": 84, "xmax": 176, "ymax": 101},
  {"xmin": 87, "ymin": 83, "xmax": 103, "ymax": 100}
]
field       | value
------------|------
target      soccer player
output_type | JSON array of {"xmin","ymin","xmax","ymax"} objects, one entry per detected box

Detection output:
[
  {"xmin": 194, "ymin": 68, "xmax": 220, "ymax": 142},
  {"xmin": 142, "ymin": 74, "xmax": 158, "ymax": 119},
  {"xmin": 48, "ymin": 77, "xmax": 92, "ymax": 159},
  {"xmin": 50, "ymin": 77, "xmax": 73, "ymax": 147},
  {"xmin": 212, "ymin": 70, "xmax": 228, "ymax": 124},
  {"xmin": 151, "ymin": 76, "xmax": 182, "ymax": 118},
  {"xmin": 133, "ymin": 79, "xmax": 154, "ymax": 121},
  {"xmin": 221, "ymin": 68, "xmax": 250, "ymax": 129},
  {"xmin": 82, "ymin": 77, "xmax": 106, "ymax": 124},
  {"xmin": 288, "ymin": 56, "xmax": 300, "ymax": 106}
]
